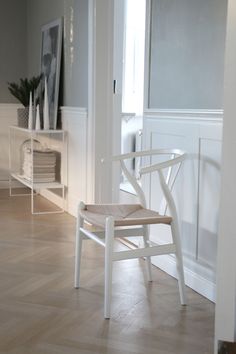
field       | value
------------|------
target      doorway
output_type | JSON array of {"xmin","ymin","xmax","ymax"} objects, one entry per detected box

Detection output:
[{"xmin": 119, "ymin": 0, "xmax": 146, "ymax": 202}]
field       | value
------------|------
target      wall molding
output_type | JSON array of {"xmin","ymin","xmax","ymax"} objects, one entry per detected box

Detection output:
[
  {"xmin": 0, "ymin": 103, "xmax": 21, "ymax": 110},
  {"xmin": 40, "ymin": 189, "xmax": 80, "ymax": 218},
  {"xmin": 142, "ymin": 113, "xmax": 222, "ymax": 301},
  {"xmin": 149, "ymin": 233, "xmax": 216, "ymax": 302},
  {"xmin": 0, "ymin": 103, "xmax": 20, "ymax": 184},
  {"xmin": 60, "ymin": 106, "xmax": 87, "ymax": 117},
  {"xmin": 0, "ymin": 180, "xmax": 22, "ymax": 189},
  {"xmin": 0, "ymin": 103, "xmax": 21, "ymax": 121},
  {"xmin": 144, "ymin": 108, "xmax": 223, "ymax": 122},
  {"xmin": 45, "ymin": 106, "xmax": 88, "ymax": 216},
  {"xmin": 40, "ymin": 189, "xmax": 65, "ymax": 210},
  {"xmin": 152, "ymin": 255, "xmax": 216, "ymax": 302}
]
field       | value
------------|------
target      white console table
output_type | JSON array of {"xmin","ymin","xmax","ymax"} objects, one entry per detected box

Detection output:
[{"xmin": 9, "ymin": 126, "xmax": 67, "ymax": 214}]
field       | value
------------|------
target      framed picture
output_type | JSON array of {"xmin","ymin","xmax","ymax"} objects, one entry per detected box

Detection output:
[{"xmin": 40, "ymin": 18, "xmax": 63, "ymax": 129}]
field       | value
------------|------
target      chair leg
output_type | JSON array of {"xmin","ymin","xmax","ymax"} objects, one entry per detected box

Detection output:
[
  {"xmin": 104, "ymin": 216, "xmax": 114, "ymax": 319},
  {"xmin": 143, "ymin": 225, "xmax": 152, "ymax": 282},
  {"xmin": 171, "ymin": 220, "xmax": 186, "ymax": 305},
  {"xmin": 74, "ymin": 205, "xmax": 84, "ymax": 289}
]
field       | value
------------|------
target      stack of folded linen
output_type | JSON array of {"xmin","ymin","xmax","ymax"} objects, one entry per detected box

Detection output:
[{"xmin": 22, "ymin": 148, "xmax": 57, "ymax": 183}]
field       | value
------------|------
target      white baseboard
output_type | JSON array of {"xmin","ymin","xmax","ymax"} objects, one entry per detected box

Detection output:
[
  {"xmin": 0, "ymin": 180, "xmax": 22, "ymax": 189},
  {"xmin": 152, "ymin": 254, "xmax": 216, "ymax": 302},
  {"xmin": 0, "ymin": 181, "xmax": 10, "ymax": 189},
  {"xmin": 40, "ymin": 189, "xmax": 65, "ymax": 210},
  {"xmin": 67, "ymin": 194, "xmax": 80, "ymax": 217},
  {"xmin": 125, "ymin": 234, "xmax": 216, "ymax": 302},
  {"xmin": 40, "ymin": 189, "xmax": 80, "ymax": 218}
]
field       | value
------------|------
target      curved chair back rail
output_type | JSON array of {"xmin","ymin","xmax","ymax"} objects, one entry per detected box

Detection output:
[
  {"xmin": 113, "ymin": 149, "xmax": 186, "ymax": 214},
  {"xmin": 112, "ymin": 148, "xmax": 185, "ymax": 161}
]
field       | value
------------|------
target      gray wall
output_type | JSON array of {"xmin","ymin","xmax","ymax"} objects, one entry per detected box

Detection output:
[
  {"xmin": 0, "ymin": 0, "xmax": 27, "ymax": 103},
  {"xmin": 148, "ymin": 0, "xmax": 227, "ymax": 109},
  {"xmin": 27, "ymin": 0, "xmax": 88, "ymax": 107}
]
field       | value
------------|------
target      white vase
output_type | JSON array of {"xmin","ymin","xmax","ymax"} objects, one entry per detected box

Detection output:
[
  {"xmin": 28, "ymin": 91, "xmax": 33, "ymax": 130},
  {"xmin": 35, "ymin": 104, "xmax": 41, "ymax": 130},
  {"xmin": 43, "ymin": 77, "xmax": 50, "ymax": 130}
]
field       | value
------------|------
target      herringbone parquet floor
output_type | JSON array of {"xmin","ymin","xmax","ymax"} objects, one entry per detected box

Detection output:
[{"xmin": 0, "ymin": 189, "xmax": 215, "ymax": 354}]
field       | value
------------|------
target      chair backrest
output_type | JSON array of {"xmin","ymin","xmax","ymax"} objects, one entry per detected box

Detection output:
[{"xmin": 113, "ymin": 149, "xmax": 186, "ymax": 218}]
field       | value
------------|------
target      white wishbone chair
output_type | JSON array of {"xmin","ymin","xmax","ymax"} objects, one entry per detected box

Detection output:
[{"xmin": 74, "ymin": 149, "xmax": 187, "ymax": 318}]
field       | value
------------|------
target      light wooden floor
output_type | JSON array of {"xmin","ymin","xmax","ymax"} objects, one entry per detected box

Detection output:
[{"xmin": 0, "ymin": 189, "xmax": 215, "ymax": 354}]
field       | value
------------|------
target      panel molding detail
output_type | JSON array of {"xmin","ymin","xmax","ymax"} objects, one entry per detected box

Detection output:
[
  {"xmin": 152, "ymin": 254, "xmax": 216, "ymax": 302},
  {"xmin": 143, "ymin": 109, "xmax": 223, "ymax": 301},
  {"xmin": 144, "ymin": 109, "xmax": 223, "ymax": 122},
  {"xmin": 60, "ymin": 106, "xmax": 87, "ymax": 117}
]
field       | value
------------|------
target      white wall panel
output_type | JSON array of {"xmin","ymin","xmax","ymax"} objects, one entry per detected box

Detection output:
[
  {"xmin": 61, "ymin": 107, "xmax": 87, "ymax": 216},
  {"xmin": 142, "ymin": 110, "xmax": 223, "ymax": 301},
  {"xmin": 198, "ymin": 137, "xmax": 222, "ymax": 274},
  {"xmin": 0, "ymin": 104, "xmax": 19, "ymax": 186},
  {"xmin": 143, "ymin": 118, "xmax": 199, "ymax": 260}
]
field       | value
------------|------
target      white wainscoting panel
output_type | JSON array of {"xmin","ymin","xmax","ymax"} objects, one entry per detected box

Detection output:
[
  {"xmin": 0, "ymin": 104, "xmax": 20, "ymax": 188},
  {"xmin": 142, "ymin": 109, "xmax": 223, "ymax": 301},
  {"xmin": 61, "ymin": 107, "xmax": 87, "ymax": 216},
  {"xmin": 197, "ymin": 124, "xmax": 222, "ymax": 277}
]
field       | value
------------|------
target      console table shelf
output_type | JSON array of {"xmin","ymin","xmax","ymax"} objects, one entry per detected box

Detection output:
[
  {"xmin": 11, "ymin": 172, "xmax": 64, "ymax": 190},
  {"xmin": 9, "ymin": 126, "xmax": 67, "ymax": 214}
]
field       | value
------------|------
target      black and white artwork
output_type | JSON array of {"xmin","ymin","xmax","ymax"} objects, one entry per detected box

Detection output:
[{"xmin": 41, "ymin": 18, "xmax": 62, "ymax": 129}]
